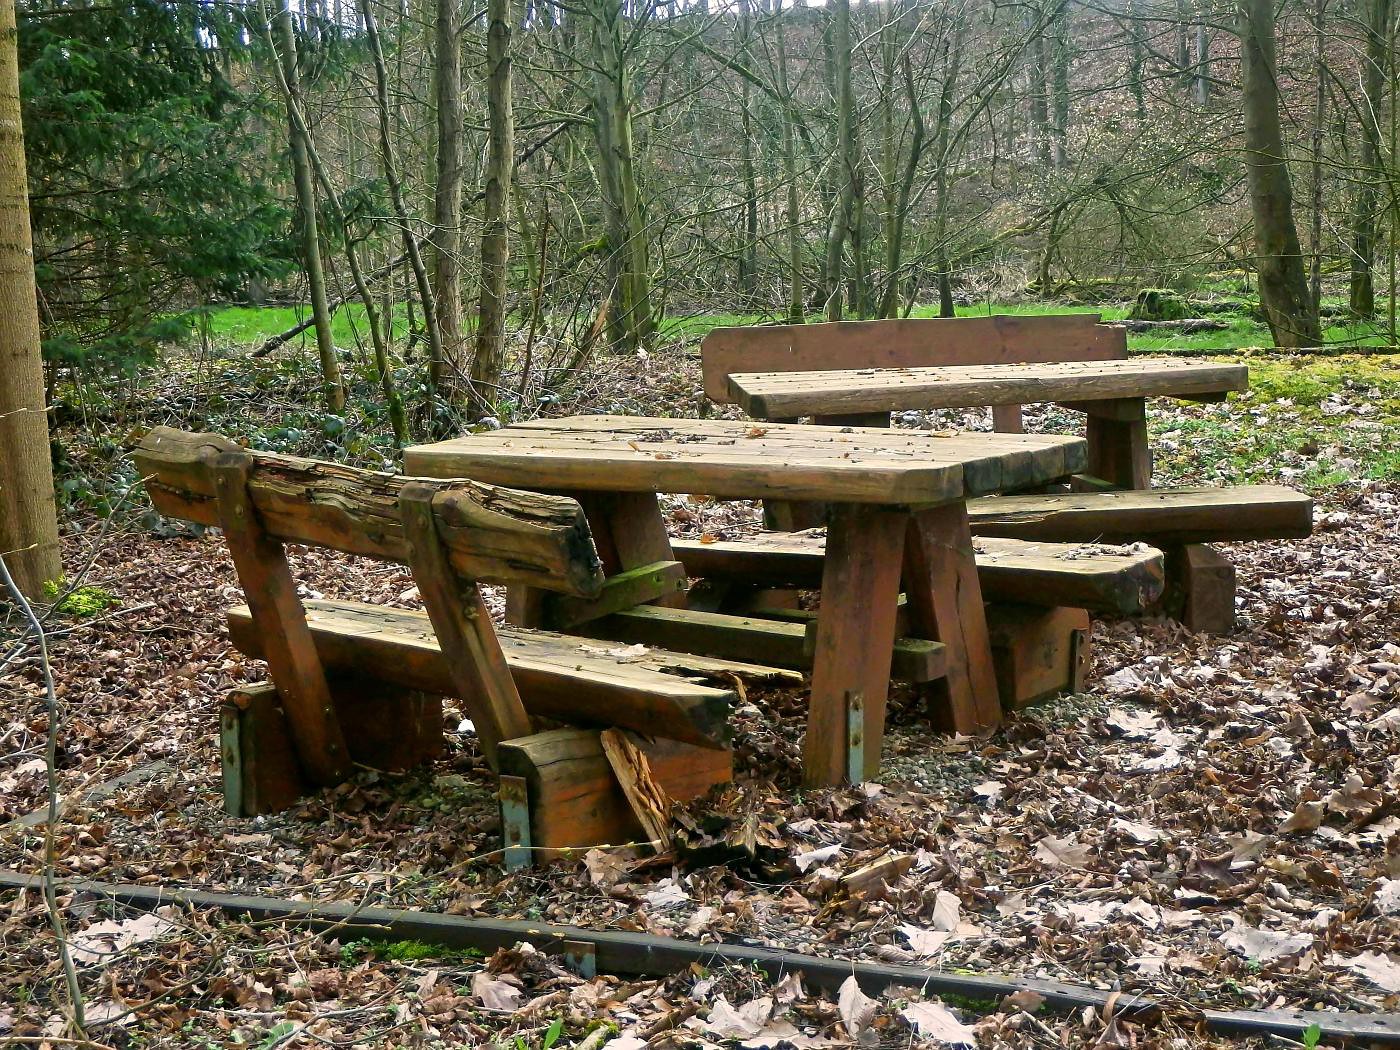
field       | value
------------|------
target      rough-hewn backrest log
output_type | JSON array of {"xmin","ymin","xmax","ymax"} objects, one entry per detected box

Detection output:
[
  {"xmin": 701, "ymin": 314, "xmax": 1128, "ymax": 404},
  {"xmin": 135, "ymin": 427, "xmax": 605, "ymax": 597}
]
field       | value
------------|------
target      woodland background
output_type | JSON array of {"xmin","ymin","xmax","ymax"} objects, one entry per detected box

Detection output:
[{"xmin": 20, "ymin": 0, "xmax": 1400, "ymax": 453}]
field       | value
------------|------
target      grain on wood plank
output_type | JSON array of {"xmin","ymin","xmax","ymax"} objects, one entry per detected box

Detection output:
[
  {"xmin": 802, "ymin": 503, "xmax": 907, "ymax": 786},
  {"xmin": 903, "ymin": 503, "xmax": 1002, "ymax": 735},
  {"xmin": 599, "ymin": 729, "xmax": 674, "ymax": 850},
  {"xmin": 577, "ymin": 605, "xmax": 811, "ymax": 669},
  {"xmin": 497, "ymin": 728, "xmax": 731, "ymax": 856},
  {"xmin": 405, "ymin": 417, "xmax": 1083, "ymax": 506},
  {"xmin": 727, "ymin": 358, "xmax": 1247, "ymax": 419},
  {"xmin": 700, "ymin": 314, "xmax": 1125, "ymax": 402},
  {"xmin": 226, "ymin": 599, "xmax": 788, "ymax": 748},
  {"xmin": 136, "ymin": 427, "xmax": 604, "ymax": 596},
  {"xmin": 967, "ymin": 485, "xmax": 1313, "ymax": 544},
  {"xmin": 214, "ymin": 454, "xmax": 350, "ymax": 786}
]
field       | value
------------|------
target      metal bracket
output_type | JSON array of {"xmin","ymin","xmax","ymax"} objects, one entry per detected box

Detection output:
[
  {"xmin": 561, "ymin": 939, "xmax": 597, "ymax": 979},
  {"xmin": 499, "ymin": 775, "xmax": 532, "ymax": 872},
  {"xmin": 846, "ymin": 690, "xmax": 864, "ymax": 785}
]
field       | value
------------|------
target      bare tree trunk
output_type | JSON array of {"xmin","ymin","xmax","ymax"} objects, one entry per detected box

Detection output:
[
  {"xmin": 1239, "ymin": 0, "xmax": 1322, "ymax": 347},
  {"xmin": 823, "ymin": 0, "xmax": 856, "ymax": 319},
  {"xmin": 431, "ymin": 0, "xmax": 466, "ymax": 397},
  {"xmin": 1193, "ymin": 20, "xmax": 1211, "ymax": 104},
  {"xmin": 588, "ymin": 0, "xmax": 654, "ymax": 352},
  {"xmin": 1050, "ymin": 4, "xmax": 1070, "ymax": 167},
  {"xmin": 472, "ymin": 0, "xmax": 514, "ymax": 415},
  {"xmin": 1308, "ymin": 0, "xmax": 1327, "ymax": 312},
  {"xmin": 358, "ymin": 0, "xmax": 442, "ymax": 391},
  {"xmin": 1029, "ymin": 6, "xmax": 1051, "ymax": 166},
  {"xmin": 262, "ymin": 13, "xmax": 409, "ymax": 444},
  {"xmin": 274, "ymin": 0, "xmax": 345, "ymax": 414},
  {"xmin": 738, "ymin": 0, "xmax": 758, "ymax": 302},
  {"xmin": 0, "ymin": 0, "xmax": 60, "ymax": 598},
  {"xmin": 1349, "ymin": 0, "xmax": 1392, "ymax": 318},
  {"xmin": 775, "ymin": 1, "xmax": 804, "ymax": 323}
]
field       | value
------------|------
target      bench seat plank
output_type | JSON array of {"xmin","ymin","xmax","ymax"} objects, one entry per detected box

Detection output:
[
  {"xmin": 966, "ymin": 485, "xmax": 1313, "ymax": 544},
  {"xmin": 727, "ymin": 358, "xmax": 1248, "ymax": 419},
  {"xmin": 671, "ymin": 533, "xmax": 1164, "ymax": 616},
  {"xmin": 226, "ymin": 600, "xmax": 799, "ymax": 750}
]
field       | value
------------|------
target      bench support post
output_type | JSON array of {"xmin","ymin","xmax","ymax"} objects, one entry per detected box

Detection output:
[
  {"xmin": 400, "ymin": 483, "xmax": 533, "ymax": 771},
  {"xmin": 214, "ymin": 454, "xmax": 350, "ymax": 786},
  {"xmin": 1168, "ymin": 543, "xmax": 1236, "ymax": 634},
  {"xmin": 1082, "ymin": 397, "xmax": 1152, "ymax": 490}
]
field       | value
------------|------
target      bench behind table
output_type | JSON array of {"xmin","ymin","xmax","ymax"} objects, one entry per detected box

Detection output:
[
  {"xmin": 701, "ymin": 316, "xmax": 1310, "ymax": 632},
  {"xmin": 135, "ymin": 428, "xmax": 789, "ymax": 860}
]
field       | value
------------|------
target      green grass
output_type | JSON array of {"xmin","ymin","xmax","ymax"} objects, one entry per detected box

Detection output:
[
  {"xmin": 205, "ymin": 304, "xmax": 416, "ymax": 347},
  {"xmin": 1151, "ymin": 354, "xmax": 1400, "ymax": 489},
  {"xmin": 206, "ymin": 297, "xmax": 1394, "ymax": 356}
]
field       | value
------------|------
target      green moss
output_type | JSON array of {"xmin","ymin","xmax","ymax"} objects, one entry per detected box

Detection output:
[
  {"xmin": 42, "ymin": 580, "xmax": 118, "ymax": 618},
  {"xmin": 375, "ymin": 939, "xmax": 484, "ymax": 962}
]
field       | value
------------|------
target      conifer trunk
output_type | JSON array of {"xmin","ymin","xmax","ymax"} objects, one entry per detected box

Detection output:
[{"xmin": 0, "ymin": 0, "xmax": 61, "ymax": 598}]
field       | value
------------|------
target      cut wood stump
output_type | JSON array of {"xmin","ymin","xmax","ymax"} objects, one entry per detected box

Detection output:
[{"xmin": 498, "ymin": 729, "xmax": 731, "ymax": 859}]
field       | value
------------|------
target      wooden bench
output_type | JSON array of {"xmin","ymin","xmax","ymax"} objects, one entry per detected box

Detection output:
[
  {"xmin": 671, "ymin": 533, "xmax": 1165, "ymax": 617},
  {"xmin": 135, "ymin": 428, "xmax": 796, "ymax": 862},
  {"xmin": 701, "ymin": 315, "xmax": 1313, "ymax": 632}
]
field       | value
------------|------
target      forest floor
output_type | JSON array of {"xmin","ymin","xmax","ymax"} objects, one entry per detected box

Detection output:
[{"xmin": 4, "ymin": 319, "xmax": 1400, "ymax": 1048}]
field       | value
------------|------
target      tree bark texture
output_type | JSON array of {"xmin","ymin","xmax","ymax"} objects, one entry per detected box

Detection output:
[
  {"xmin": 473, "ymin": 0, "xmax": 514, "ymax": 414},
  {"xmin": 1239, "ymin": 0, "xmax": 1321, "ymax": 348},
  {"xmin": 0, "ymin": 0, "xmax": 60, "ymax": 598},
  {"xmin": 588, "ymin": 0, "xmax": 654, "ymax": 353},
  {"xmin": 431, "ymin": 0, "xmax": 466, "ymax": 395}
]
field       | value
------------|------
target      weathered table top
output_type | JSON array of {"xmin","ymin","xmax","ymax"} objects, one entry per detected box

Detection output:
[
  {"xmin": 404, "ymin": 415, "xmax": 1087, "ymax": 506},
  {"xmin": 727, "ymin": 357, "xmax": 1249, "ymax": 419}
]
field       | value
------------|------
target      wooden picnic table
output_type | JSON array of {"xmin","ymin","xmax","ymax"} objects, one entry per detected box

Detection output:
[
  {"xmin": 727, "ymin": 357, "xmax": 1248, "ymax": 490},
  {"xmin": 405, "ymin": 416, "xmax": 1087, "ymax": 787}
]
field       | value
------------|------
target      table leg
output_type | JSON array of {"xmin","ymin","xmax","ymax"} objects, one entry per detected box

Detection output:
[
  {"xmin": 991, "ymin": 405, "xmax": 1024, "ymax": 433},
  {"xmin": 575, "ymin": 491, "xmax": 688, "ymax": 608},
  {"xmin": 801, "ymin": 503, "xmax": 906, "ymax": 787},
  {"xmin": 1082, "ymin": 397, "xmax": 1151, "ymax": 489},
  {"xmin": 903, "ymin": 502, "xmax": 1002, "ymax": 735}
]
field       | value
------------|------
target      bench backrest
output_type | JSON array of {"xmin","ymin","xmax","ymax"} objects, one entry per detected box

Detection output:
[
  {"xmin": 135, "ymin": 427, "xmax": 604, "ymax": 595},
  {"xmin": 700, "ymin": 314, "xmax": 1127, "ymax": 404},
  {"xmin": 135, "ymin": 426, "xmax": 606, "ymax": 780}
]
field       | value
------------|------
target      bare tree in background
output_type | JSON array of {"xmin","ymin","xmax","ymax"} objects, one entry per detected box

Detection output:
[
  {"xmin": 1238, "ymin": 0, "xmax": 1321, "ymax": 347},
  {"xmin": 472, "ymin": 0, "xmax": 514, "ymax": 413}
]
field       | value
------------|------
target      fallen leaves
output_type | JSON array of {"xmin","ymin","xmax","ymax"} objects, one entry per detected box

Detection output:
[{"xmin": 900, "ymin": 1000, "xmax": 978, "ymax": 1046}]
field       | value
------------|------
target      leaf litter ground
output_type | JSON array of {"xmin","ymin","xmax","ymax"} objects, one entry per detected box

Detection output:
[{"xmin": 2, "ymin": 350, "xmax": 1399, "ymax": 1048}]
